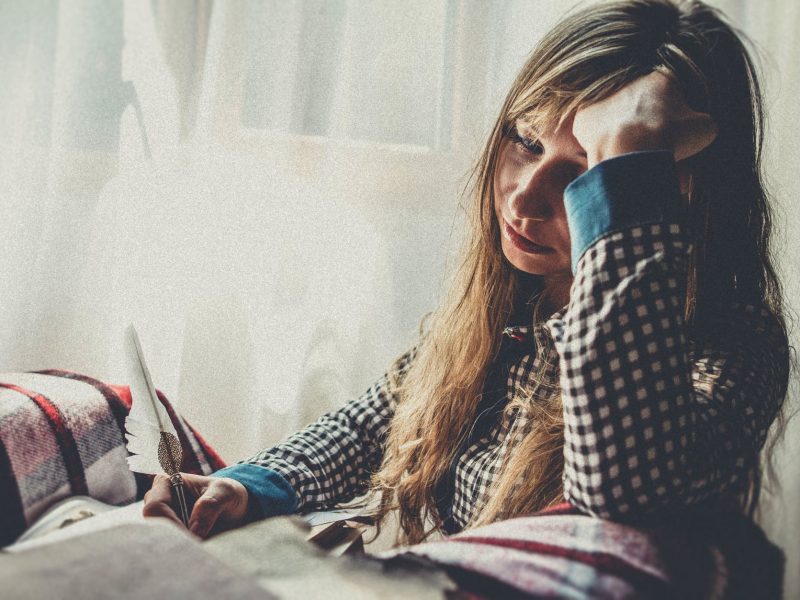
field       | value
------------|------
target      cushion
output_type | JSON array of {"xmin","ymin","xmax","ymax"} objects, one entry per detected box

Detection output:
[
  {"xmin": 0, "ymin": 369, "xmax": 225, "ymax": 546},
  {"xmin": 391, "ymin": 503, "xmax": 784, "ymax": 598}
]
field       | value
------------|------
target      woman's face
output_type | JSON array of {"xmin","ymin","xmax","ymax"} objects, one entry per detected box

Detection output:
[{"xmin": 493, "ymin": 115, "xmax": 587, "ymax": 281}]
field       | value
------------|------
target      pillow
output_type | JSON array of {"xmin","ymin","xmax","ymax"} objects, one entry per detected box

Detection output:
[
  {"xmin": 393, "ymin": 503, "xmax": 784, "ymax": 598},
  {"xmin": 0, "ymin": 369, "xmax": 225, "ymax": 546}
]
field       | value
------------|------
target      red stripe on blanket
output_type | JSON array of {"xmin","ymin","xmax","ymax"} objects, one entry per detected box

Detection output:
[
  {"xmin": 0, "ymin": 383, "xmax": 88, "ymax": 497},
  {"xmin": 534, "ymin": 502, "xmax": 580, "ymax": 516},
  {"xmin": 184, "ymin": 421, "xmax": 225, "ymax": 471},
  {"xmin": 33, "ymin": 370, "xmax": 154, "ymax": 499},
  {"xmin": 0, "ymin": 436, "xmax": 26, "ymax": 546},
  {"xmin": 450, "ymin": 534, "xmax": 670, "ymax": 595},
  {"xmin": 32, "ymin": 371, "xmax": 129, "ymax": 428}
]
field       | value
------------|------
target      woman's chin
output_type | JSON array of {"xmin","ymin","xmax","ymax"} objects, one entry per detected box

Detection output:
[{"xmin": 502, "ymin": 242, "xmax": 566, "ymax": 276}]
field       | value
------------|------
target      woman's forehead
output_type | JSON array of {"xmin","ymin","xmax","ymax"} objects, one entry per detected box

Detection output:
[
  {"xmin": 510, "ymin": 99, "xmax": 576, "ymax": 136},
  {"xmin": 513, "ymin": 111, "xmax": 576, "ymax": 138},
  {"xmin": 514, "ymin": 117, "xmax": 539, "ymax": 138},
  {"xmin": 511, "ymin": 113, "xmax": 551, "ymax": 138}
]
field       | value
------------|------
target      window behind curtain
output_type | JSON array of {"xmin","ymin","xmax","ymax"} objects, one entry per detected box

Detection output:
[{"xmin": 239, "ymin": 0, "xmax": 457, "ymax": 150}]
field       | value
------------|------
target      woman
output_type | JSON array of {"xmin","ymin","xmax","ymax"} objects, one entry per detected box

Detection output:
[{"xmin": 144, "ymin": 0, "xmax": 790, "ymax": 547}]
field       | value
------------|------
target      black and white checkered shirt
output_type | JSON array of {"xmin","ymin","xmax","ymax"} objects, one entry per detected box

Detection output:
[{"xmin": 231, "ymin": 152, "xmax": 789, "ymax": 530}]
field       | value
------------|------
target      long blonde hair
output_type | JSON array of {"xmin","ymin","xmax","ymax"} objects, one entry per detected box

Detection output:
[{"xmin": 371, "ymin": 0, "xmax": 790, "ymax": 545}]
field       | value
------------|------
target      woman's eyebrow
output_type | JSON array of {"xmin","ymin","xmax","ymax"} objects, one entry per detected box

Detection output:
[
  {"xmin": 515, "ymin": 119, "xmax": 588, "ymax": 159},
  {"xmin": 515, "ymin": 120, "xmax": 539, "ymax": 139}
]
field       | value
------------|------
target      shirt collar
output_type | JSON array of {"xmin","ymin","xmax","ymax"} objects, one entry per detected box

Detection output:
[{"xmin": 502, "ymin": 305, "xmax": 567, "ymax": 349}]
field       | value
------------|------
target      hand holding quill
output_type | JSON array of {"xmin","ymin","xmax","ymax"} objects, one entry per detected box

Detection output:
[{"xmin": 124, "ymin": 325, "xmax": 192, "ymax": 526}]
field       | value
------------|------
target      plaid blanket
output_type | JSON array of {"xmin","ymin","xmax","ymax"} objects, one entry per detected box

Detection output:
[
  {"xmin": 391, "ymin": 503, "xmax": 783, "ymax": 599},
  {"xmin": 0, "ymin": 370, "xmax": 225, "ymax": 546}
]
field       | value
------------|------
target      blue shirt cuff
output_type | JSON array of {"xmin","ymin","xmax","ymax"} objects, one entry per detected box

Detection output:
[
  {"xmin": 564, "ymin": 150, "xmax": 683, "ymax": 272},
  {"xmin": 212, "ymin": 464, "xmax": 298, "ymax": 521}
]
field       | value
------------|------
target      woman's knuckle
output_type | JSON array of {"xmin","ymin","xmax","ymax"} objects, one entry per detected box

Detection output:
[
  {"xmin": 212, "ymin": 478, "xmax": 235, "ymax": 495},
  {"xmin": 142, "ymin": 502, "xmax": 161, "ymax": 517},
  {"xmin": 195, "ymin": 494, "xmax": 221, "ymax": 513}
]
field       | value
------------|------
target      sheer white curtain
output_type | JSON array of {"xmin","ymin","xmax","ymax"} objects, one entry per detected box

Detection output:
[
  {"xmin": 0, "ymin": 0, "xmax": 563, "ymax": 457},
  {"xmin": 0, "ymin": 0, "xmax": 525, "ymax": 458},
  {"xmin": 1, "ymin": 0, "xmax": 798, "ymax": 594}
]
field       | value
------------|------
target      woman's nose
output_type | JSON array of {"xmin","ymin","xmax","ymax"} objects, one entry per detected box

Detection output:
[{"xmin": 506, "ymin": 164, "xmax": 558, "ymax": 221}]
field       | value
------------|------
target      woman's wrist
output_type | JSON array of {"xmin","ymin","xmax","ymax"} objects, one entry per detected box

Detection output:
[
  {"xmin": 586, "ymin": 123, "xmax": 671, "ymax": 168},
  {"xmin": 564, "ymin": 150, "xmax": 683, "ymax": 271},
  {"xmin": 212, "ymin": 464, "xmax": 299, "ymax": 521}
]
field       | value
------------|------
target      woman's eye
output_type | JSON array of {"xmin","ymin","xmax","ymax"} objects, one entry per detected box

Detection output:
[{"xmin": 508, "ymin": 127, "xmax": 543, "ymax": 156}]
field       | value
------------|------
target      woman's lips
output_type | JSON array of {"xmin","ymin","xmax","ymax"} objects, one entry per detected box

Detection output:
[{"xmin": 503, "ymin": 220, "xmax": 553, "ymax": 254}]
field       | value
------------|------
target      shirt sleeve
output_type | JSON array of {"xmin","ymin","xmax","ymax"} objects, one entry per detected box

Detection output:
[
  {"xmin": 547, "ymin": 151, "xmax": 789, "ymax": 521},
  {"xmin": 214, "ymin": 347, "xmax": 417, "ymax": 517}
]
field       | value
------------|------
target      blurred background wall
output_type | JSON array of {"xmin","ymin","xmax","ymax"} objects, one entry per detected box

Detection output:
[{"xmin": 0, "ymin": 0, "xmax": 797, "ymax": 594}]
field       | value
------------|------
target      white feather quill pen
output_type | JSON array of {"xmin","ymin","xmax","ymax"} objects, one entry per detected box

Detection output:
[{"xmin": 124, "ymin": 324, "xmax": 190, "ymax": 524}]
